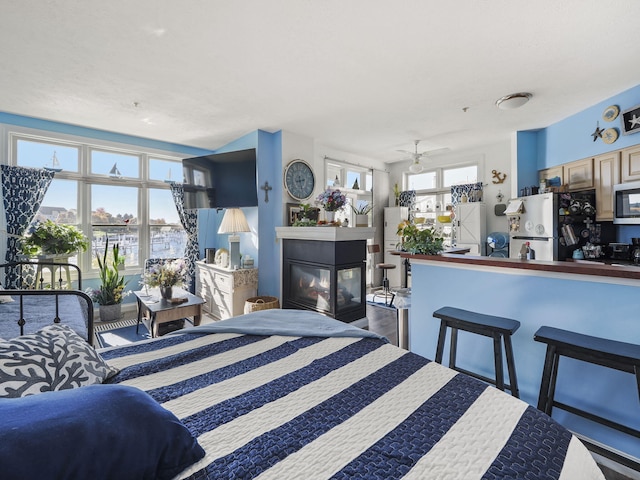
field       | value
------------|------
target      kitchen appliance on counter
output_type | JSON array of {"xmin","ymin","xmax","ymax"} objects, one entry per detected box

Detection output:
[
  {"xmin": 609, "ymin": 242, "xmax": 631, "ymax": 260},
  {"xmin": 507, "ymin": 191, "xmax": 599, "ymax": 261},
  {"xmin": 613, "ymin": 181, "xmax": 640, "ymax": 224}
]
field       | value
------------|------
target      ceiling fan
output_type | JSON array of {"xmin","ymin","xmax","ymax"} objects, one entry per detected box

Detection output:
[{"xmin": 398, "ymin": 140, "xmax": 449, "ymax": 173}]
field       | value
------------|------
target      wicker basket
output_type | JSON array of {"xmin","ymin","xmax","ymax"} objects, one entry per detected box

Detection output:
[{"xmin": 244, "ymin": 296, "xmax": 280, "ymax": 314}]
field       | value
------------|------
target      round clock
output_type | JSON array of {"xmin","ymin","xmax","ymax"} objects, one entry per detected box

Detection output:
[{"xmin": 284, "ymin": 159, "xmax": 315, "ymax": 201}]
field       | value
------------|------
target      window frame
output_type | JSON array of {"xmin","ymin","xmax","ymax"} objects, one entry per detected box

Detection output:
[{"xmin": 7, "ymin": 127, "xmax": 186, "ymax": 278}]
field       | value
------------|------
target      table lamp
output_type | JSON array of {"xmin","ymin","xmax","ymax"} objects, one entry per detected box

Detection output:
[{"xmin": 217, "ymin": 208, "xmax": 250, "ymax": 269}]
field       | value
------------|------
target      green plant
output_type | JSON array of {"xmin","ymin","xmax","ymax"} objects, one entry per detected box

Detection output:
[
  {"xmin": 21, "ymin": 220, "xmax": 89, "ymax": 256},
  {"xmin": 87, "ymin": 238, "xmax": 129, "ymax": 305},
  {"xmin": 350, "ymin": 201, "xmax": 373, "ymax": 215},
  {"xmin": 396, "ymin": 220, "xmax": 444, "ymax": 255}
]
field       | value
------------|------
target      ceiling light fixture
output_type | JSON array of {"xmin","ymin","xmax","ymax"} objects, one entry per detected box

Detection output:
[{"xmin": 496, "ymin": 92, "xmax": 532, "ymax": 110}]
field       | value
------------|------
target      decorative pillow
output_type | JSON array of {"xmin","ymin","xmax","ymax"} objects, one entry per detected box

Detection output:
[
  {"xmin": 0, "ymin": 324, "xmax": 119, "ymax": 398},
  {"xmin": 0, "ymin": 384, "xmax": 206, "ymax": 480}
]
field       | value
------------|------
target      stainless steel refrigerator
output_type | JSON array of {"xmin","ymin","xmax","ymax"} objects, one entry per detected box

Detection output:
[{"xmin": 507, "ymin": 191, "xmax": 597, "ymax": 261}]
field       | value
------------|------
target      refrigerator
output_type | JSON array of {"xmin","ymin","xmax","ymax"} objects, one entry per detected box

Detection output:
[{"xmin": 507, "ymin": 191, "xmax": 597, "ymax": 261}]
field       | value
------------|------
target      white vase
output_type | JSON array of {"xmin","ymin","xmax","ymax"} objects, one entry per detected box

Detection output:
[
  {"xmin": 355, "ymin": 214, "xmax": 368, "ymax": 227},
  {"xmin": 325, "ymin": 211, "xmax": 336, "ymax": 223}
]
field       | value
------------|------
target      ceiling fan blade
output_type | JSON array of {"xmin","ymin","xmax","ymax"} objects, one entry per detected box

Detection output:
[{"xmin": 419, "ymin": 147, "xmax": 450, "ymax": 158}]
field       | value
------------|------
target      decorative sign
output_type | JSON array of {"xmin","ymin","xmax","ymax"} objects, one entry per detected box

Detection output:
[{"xmin": 621, "ymin": 104, "xmax": 640, "ymax": 135}]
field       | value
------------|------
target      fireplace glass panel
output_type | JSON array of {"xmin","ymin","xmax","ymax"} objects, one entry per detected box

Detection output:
[
  {"xmin": 289, "ymin": 264, "xmax": 332, "ymax": 312},
  {"xmin": 337, "ymin": 267, "xmax": 361, "ymax": 314}
]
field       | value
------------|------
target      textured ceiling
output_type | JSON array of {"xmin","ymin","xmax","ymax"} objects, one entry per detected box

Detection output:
[{"xmin": 1, "ymin": 0, "xmax": 640, "ymax": 162}]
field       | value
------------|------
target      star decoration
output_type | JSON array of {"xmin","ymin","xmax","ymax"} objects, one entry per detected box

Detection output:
[
  {"xmin": 591, "ymin": 124, "xmax": 604, "ymax": 142},
  {"xmin": 628, "ymin": 114, "xmax": 640, "ymax": 129}
]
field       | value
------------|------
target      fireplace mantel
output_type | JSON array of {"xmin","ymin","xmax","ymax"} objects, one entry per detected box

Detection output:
[{"xmin": 275, "ymin": 226, "xmax": 375, "ymax": 242}]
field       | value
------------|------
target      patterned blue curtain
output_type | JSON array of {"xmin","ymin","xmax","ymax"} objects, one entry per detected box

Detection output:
[
  {"xmin": 169, "ymin": 183, "xmax": 199, "ymax": 293},
  {"xmin": 450, "ymin": 182, "xmax": 483, "ymax": 205},
  {"xmin": 399, "ymin": 190, "xmax": 416, "ymax": 221},
  {"xmin": 1, "ymin": 166, "xmax": 55, "ymax": 287}
]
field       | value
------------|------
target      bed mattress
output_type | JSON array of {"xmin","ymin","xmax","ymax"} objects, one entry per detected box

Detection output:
[{"xmin": 100, "ymin": 311, "xmax": 604, "ymax": 479}]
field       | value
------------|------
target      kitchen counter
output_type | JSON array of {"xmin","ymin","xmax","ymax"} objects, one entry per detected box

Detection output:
[
  {"xmin": 405, "ymin": 251, "xmax": 640, "ymax": 460},
  {"xmin": 400, "ymin": 252, "xmax": 640, "ymax": 283}
]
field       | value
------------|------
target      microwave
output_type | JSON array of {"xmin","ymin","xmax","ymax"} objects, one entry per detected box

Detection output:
[{"xmin": 614, "ymin": 181, "xmax": 640, "ymax": 224}]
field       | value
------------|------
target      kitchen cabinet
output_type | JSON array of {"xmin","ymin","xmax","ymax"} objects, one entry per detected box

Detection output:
[
  {"xmin": 593, "ymin": 151, "xmax": 620, "ymax": 221},
  {"xmin": 539, "ymin": 165, "xmax": 564, "ymax": 186},
  {"xmin": 621, "ymin": 144, "xmax": 640, "ymax": 183},
  {"xmin": 454, "ymin": 202, "xmax": 486, "ymax": 255},
  {"xmin": 383, "ymin": 207, "xmax": 408, "ymax": 287},
  {"xmin": 565, "ymin": 158, "xmax": 594, "ymax": 191},
  {"xmin": 196, "ymin": 261, "xmax": 258, "ymax": 320}
]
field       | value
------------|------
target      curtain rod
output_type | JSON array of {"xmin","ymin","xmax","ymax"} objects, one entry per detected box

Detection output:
[{"xmin": 323, "ymin": 155, "xmax": 389, "ymax": 173}]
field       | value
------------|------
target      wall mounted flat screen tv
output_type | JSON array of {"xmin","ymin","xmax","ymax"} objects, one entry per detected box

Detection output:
[{"xmin": 182, "ymin": 148, "xmax": 258, "ymax": 209}]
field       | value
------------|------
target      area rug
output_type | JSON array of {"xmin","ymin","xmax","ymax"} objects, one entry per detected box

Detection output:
[{"xmin": 94, "ymin": 319, "xmax": 151, "ymax": 348}]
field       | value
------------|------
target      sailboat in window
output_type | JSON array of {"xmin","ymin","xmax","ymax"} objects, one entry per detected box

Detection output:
[
  {"xmin": 109, "ymin": 162, "xmax": 122, "ymax": 178},
  {"xmin": 44, "ymin": 151, "xmax": 62, "ymax": 172}
]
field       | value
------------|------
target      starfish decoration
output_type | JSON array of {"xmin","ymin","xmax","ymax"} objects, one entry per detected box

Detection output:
[
  {"xmin": 591, "ymin": 123, "xmax": 604, "ymax": 142},
  {"xmin": 628, "ymin": 114, "xmax": 640, "ymax": 130}
]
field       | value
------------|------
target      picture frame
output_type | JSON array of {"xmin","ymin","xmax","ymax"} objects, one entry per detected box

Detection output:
[
  {"xmin": 287, "ymin": 203, "xmax": 319, "ymax": 225},
  {"xmin": 621, "ymin": 104, "xmax": 640, "ymax": 135}
]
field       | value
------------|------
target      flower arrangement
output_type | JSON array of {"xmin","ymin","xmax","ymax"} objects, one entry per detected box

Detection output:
[
  {"xmin": 316, "ymin": 188, "xmax": 346, "ymax": 212},
  {"xmin": 396, "ymin": 220, "xmax": 444, "ymax": 255},
  {"xmin": 142, "ymin": 259, "xmax": 188, "ymax": 288},
  {"xmin": 21, "ymin": 220, "xmax": 89, "ymax": 256},
  {"xmin": 86, "ymin": 239, "xmax": 129, "ymax": 305}
]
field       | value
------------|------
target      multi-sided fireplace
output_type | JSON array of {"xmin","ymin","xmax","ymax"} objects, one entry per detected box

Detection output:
[{"xmin": 276, "ymin": 227, "xmax": 375, "ymax": 323}]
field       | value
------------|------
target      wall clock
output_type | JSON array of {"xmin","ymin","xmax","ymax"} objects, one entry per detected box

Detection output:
[{"xmin": 284, "ymin": 159, "xmax": 315, "ymax": 201}]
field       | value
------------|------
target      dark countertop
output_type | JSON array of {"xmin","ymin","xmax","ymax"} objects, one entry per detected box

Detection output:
[{"xmin": 399, "ymin": 252, "xmax": 640, "ymax": 281}]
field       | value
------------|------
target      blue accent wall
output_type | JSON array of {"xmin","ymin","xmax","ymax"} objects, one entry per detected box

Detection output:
[
  {"xmin": 0, "ymin": 112, "xmax": 212, "ymax": 157},
  {"xmin": 409, "ymin": 261, "xmax": 640, "ymax": 459}
]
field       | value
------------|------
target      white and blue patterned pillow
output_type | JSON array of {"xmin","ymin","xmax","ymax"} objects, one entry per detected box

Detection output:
[{"xmin": 0, "ymin": 324, "xmax": 118, "ymax": 398}]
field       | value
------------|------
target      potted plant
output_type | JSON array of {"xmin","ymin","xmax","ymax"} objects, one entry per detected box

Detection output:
[
  {"xmin": 21, "ymin": 220, "xmax": 89, "ymax": 258},
  {"xmin": 142, "ymin": 258, "xmax": 188, "ymax": 300},
  {"xmin": 396, "ymin": 220, "xmax": 444, "ymax": 255},
  {"xmin": 316, "ymin": 188, "xmax": 346, "ymax": 223},
  {"xmin": 87, "ymin": 238, "xmax": 129, "ymax": 321},
  {"xmin": 351, "ymin": 201, "xmax": 373, "ymax": 227}
]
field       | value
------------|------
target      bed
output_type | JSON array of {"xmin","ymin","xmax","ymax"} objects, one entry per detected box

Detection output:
[
  {"xmin": 0, "ymin": 261, "xmax": 93, "ymax": 343},
  {"xmin": 0, "ymin": 309, "xmax": 605, "ymax": 479}
]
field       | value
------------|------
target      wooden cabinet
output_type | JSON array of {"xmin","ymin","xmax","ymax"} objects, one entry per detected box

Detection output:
[
  {"xmin": 593, "ymin": 151, "xmax": 620, "ymax": 221},
  {"xmin": 621, "ymin": 144, "xmax": 640, "ymax": 183},
  {"xmin": 195, "ymin": 261, "xmax": 258, "ymax": 320},
  {"xmin": 565, "ymin": 158, "xmax": 594, "ymax": 191},
  {"xmin": 539, "ymin": 166, "xmax": 564, "ymax": 185}
]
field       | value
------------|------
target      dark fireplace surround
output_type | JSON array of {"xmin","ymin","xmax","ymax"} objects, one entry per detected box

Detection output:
[{"xmin": 282, "ymin": 238, "xmax": 365, "ymax": 323}]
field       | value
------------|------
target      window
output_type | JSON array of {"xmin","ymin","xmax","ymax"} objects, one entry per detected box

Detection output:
[
  {"xmin": 11, "ymin": 133, "xmax": 185, "ymax": 275},
  {"xmin": 405, "ymin": 163, "xmax": 479, "ymax": 247}
]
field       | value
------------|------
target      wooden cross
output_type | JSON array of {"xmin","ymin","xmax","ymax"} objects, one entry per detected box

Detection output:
[{"xmin": 260, "ymin": 181, "xmax": 273, "ymax": 203}]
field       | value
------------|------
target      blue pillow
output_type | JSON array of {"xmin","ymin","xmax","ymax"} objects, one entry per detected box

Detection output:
[{"xmin": 0, "ymin": 384, "xmax": 205, "ymax": 480}]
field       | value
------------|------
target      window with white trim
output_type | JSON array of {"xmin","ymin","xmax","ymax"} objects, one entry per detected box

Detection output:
[{"xmin": 11, "ymin": 132, "xmax": 186, "ymax": 275}]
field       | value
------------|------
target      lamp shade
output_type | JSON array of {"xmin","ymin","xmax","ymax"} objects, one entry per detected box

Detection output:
[{"xmin": 217, "ymin": 208, "xmax": 250, "ymax": 234}]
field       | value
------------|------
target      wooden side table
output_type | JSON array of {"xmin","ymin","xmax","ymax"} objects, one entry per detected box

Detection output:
[{"xmin": 134, "ymin": 287, "xmax": 205, "ymax": 338}]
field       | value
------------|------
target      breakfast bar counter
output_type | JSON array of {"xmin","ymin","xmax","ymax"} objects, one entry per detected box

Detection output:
[{"xmin": 403, "ymin": 252, "xmax": 640, "ymax": 461}]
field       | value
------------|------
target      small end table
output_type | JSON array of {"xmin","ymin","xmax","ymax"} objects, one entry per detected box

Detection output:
[{"xmin": 134, "ymin": 287, "xmax": 205, "ymax": 338}]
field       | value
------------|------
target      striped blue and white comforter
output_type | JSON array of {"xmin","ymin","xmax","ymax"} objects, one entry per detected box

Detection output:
[{"xmin": 100, "ymin": 311, "xmax": 604, "ymax": 480}]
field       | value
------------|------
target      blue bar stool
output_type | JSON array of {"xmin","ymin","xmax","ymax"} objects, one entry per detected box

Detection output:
[{"xmin": 433, "ymin": 306, "xmax": 520, "ymax": 397}]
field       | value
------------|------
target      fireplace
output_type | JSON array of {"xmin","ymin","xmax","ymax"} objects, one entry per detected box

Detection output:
[
  {"xmin": 282, "ymin": 238, "xmax": 365, "ymax": 322},
  {"xmin": 276, "ymin": 227, "xmax": 374, "ymax": 323}
]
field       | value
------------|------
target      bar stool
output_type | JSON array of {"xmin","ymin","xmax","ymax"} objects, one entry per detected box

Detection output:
[
  {"xmin": 367, "ymin": 244, "xmax": 396, "ymax": 306},
  {"xmin": 534, "ymin": 326, "xmax": 640, "ymax": 440},
  {"xmin": 433, "ymin": 306, "xmax": 521, "ymax": 397}
]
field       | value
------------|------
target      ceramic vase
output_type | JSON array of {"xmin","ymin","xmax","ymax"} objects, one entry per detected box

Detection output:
[
  {"xmin": 99, "ymin": 303, "xmax": 122, "ymax": 322},
  {"xmin": 325, "ymin": 211, "xmax": 336, "ymax": 223},
  {"xmin": 160, "ymin": 285, "xmax": 173, "ymax": 300},
  {"xmin": 355, "ymin": 214, "xmax": 368, "ymax": 227}
]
